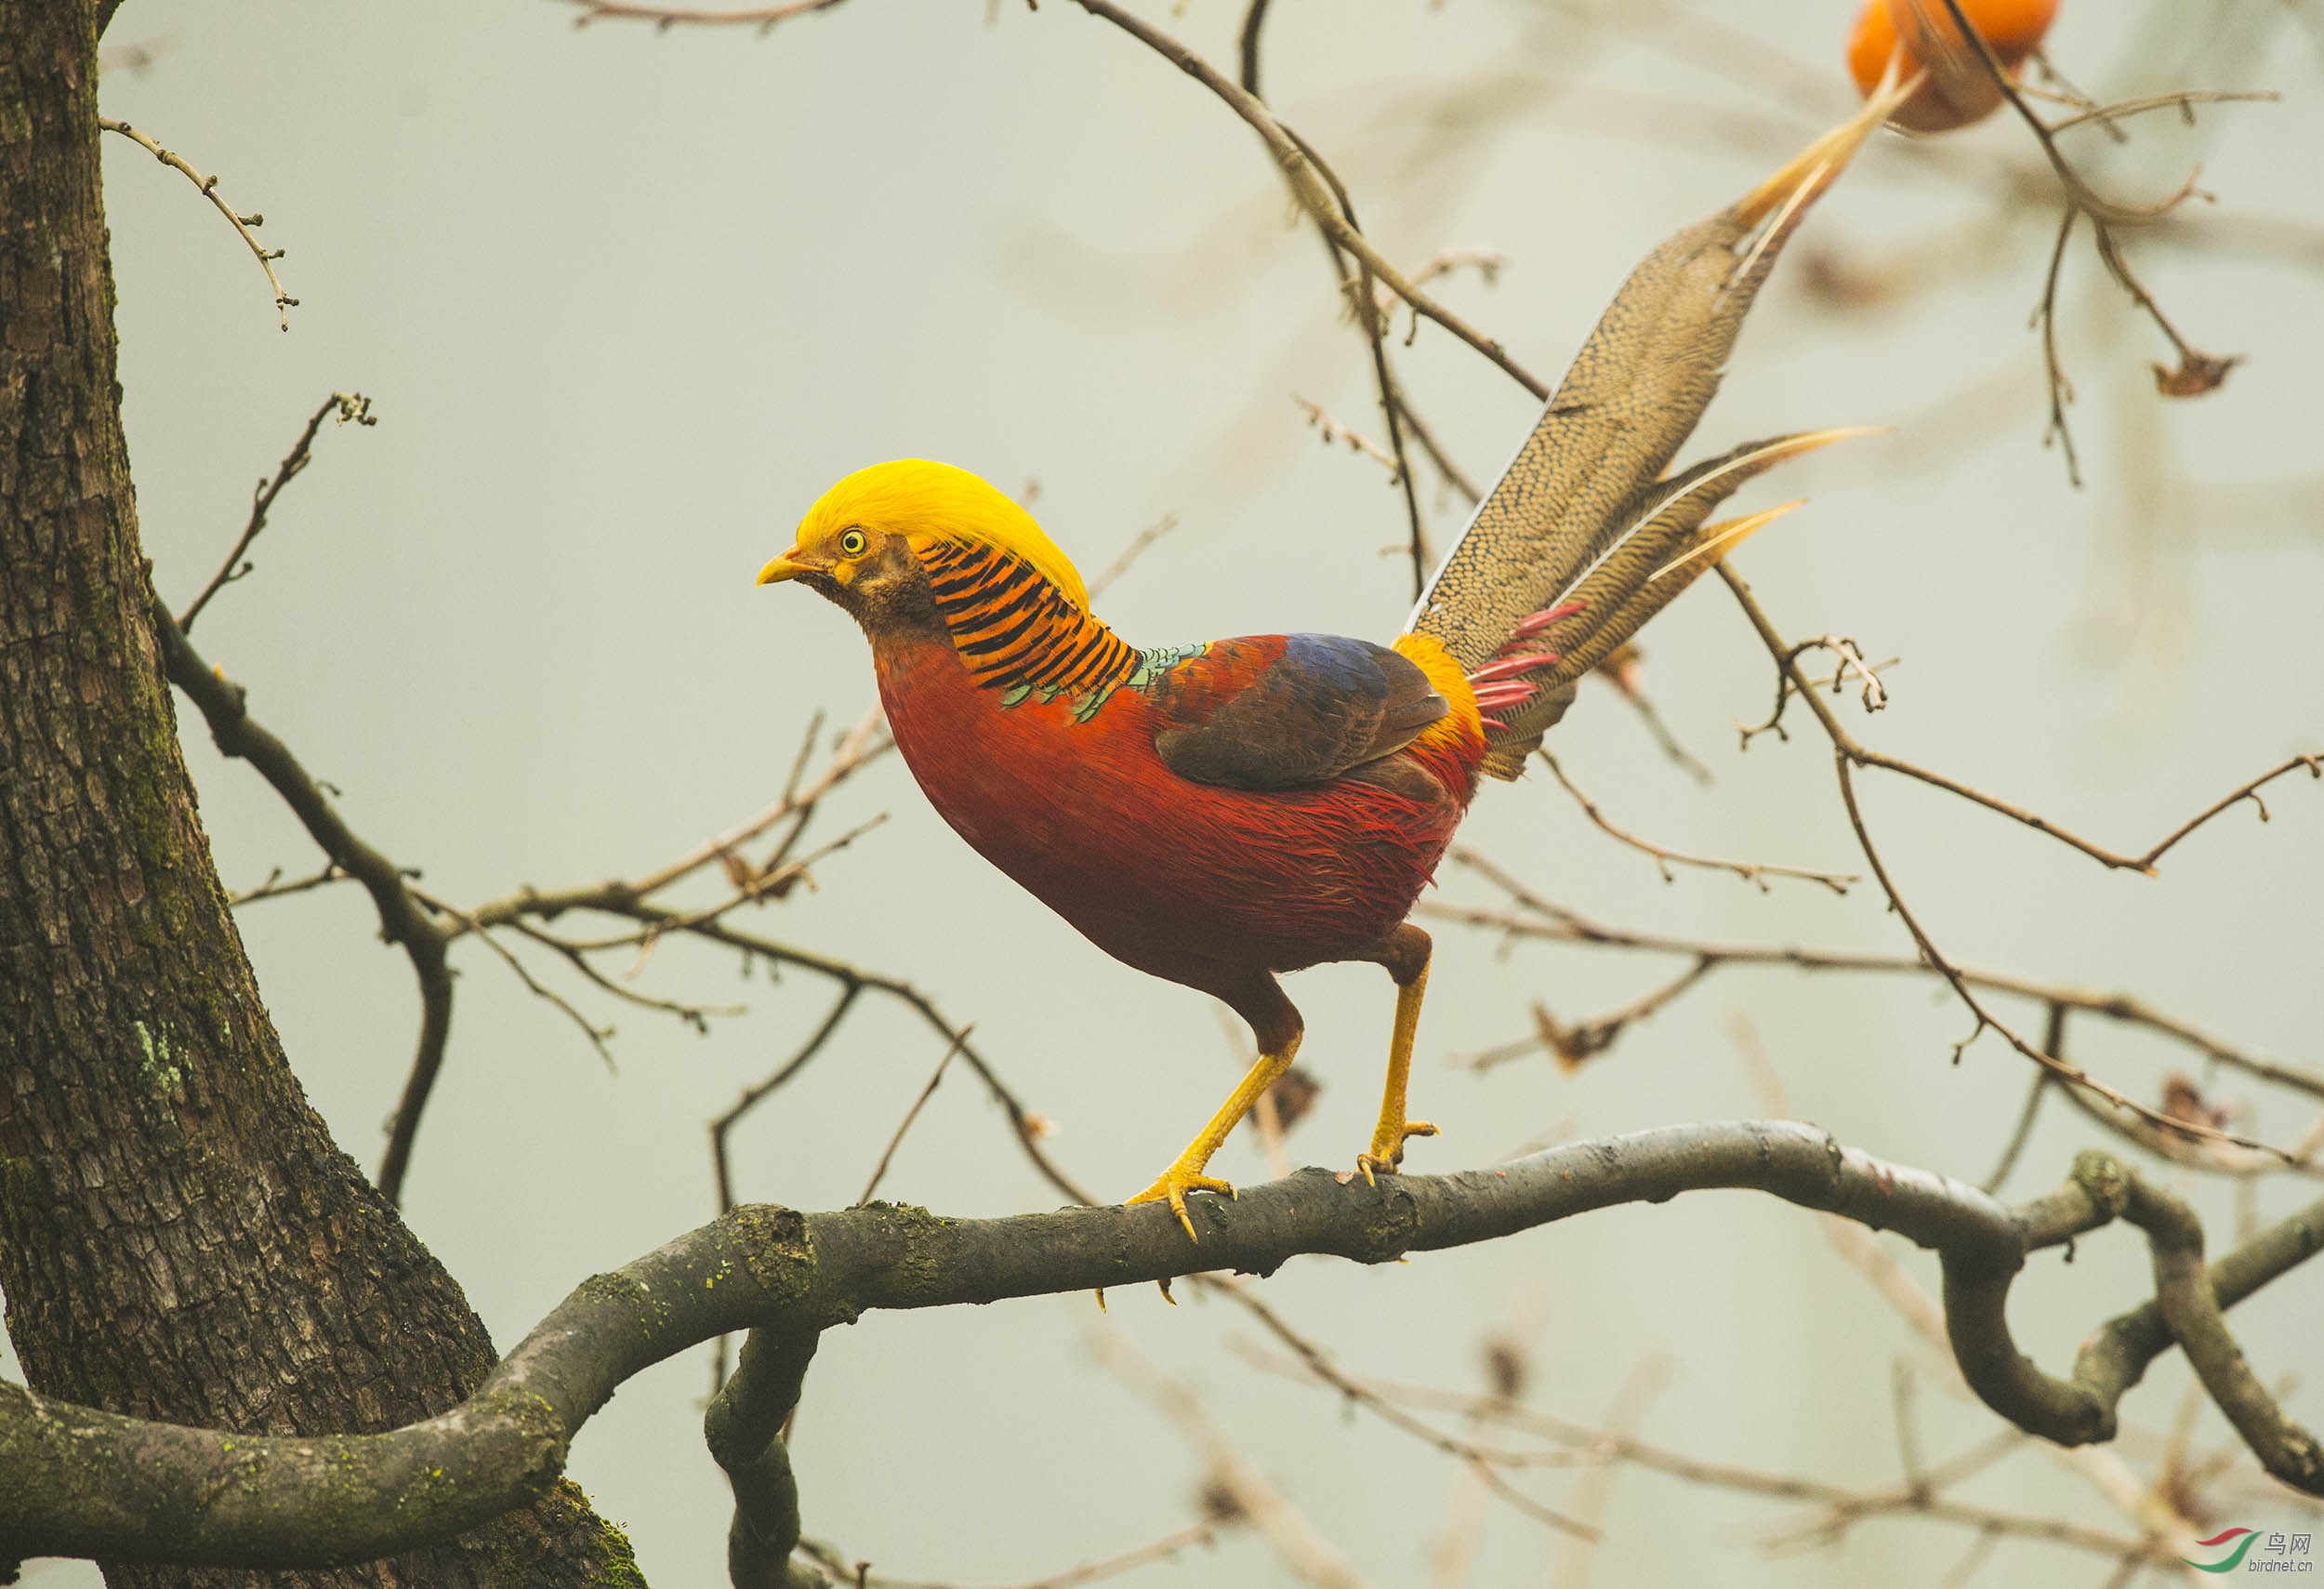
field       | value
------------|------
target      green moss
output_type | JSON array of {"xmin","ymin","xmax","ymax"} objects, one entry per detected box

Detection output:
[
  {"xmin": 730, "ymin": 1204, "xmax": 813, "ymax": 1304},
  {"xmin": 574, "ymin": 1272, "xmax": 652, "ymax": 1309},
  {"xmin": 2071, "ymin": 1150, "xmax": 2132, "ymax": 1216},
  {"xmin": 576, "ymin": 1502, "xmax": 649, "ymax": 1589},
  {"xmin": 133, "ymin": 1019, "xmax": 184, "ymax": 1100},
  {"xmin": 400, "ymin": 1461, "xmax": 459, "ymax": 1516},
  {"xmin": 574, "ymin": 1270, "xmax": 670, "ymax": 1342}
]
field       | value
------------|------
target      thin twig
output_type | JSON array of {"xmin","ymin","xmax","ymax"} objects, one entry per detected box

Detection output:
[
  {"xmin": 1538, "ymin": 750, "xmax": 1854, "ymax": 894},
  {"xmin": 1262, "ymin": 112, "xmax": 1432, "ymax": 601},
  {"xmin": 821, "ymin": 1518, "xmax": 1227, "ymax": 1589},
  {"xmin": 855, "ymin": 1029, "xmax": 969, "ymax": 1207},
  {"xmin": 2045, "ymin": 87, "xmax": 2278, "ymax": 138},
  {"xmin": 1087, "ymin": 1324, "xmax": 1380, "ymax": 1589},
  {"xmin": 1462, "ymin": 959, "xmax": 1713, "ymax": 1075},
  {"xmin": 150, "ymin": 601, "xmax": 454, "ymax": 1207},
  {"xmin": 715, "ymin": 988, "xmax": 863, "ymax": 1217},
  {"xmin": 1926, "ymin": 0, "xmax": 2206, "ymax": 230},
  {"xmin": 1980, "ymin": 1027, "xmax": 2057, "ymax": 1194},
  {"xmin": 1217, "ymin": 1281, "xmax": 1596, "ymax": 1540},
  {"xmin": 1086, "ymin": 514, "xmax": 1182, "ymax": 601},
  {"xmin": 706, "ymin": 986, "xmax": 864, "ymax": 1396},
  {"xmin": 180, "ymin": 393, "xmax": 375, "ymax": 630},
  {"xmin": 226, "ymin": 863, "xmax": 346, "ymax": 907},
  {"xmin": 429, "ymin": 904, "xmax": 618, "ymax": 1072},
  {"xmin": 1291, "ymin": 396, "xmax": 1401, "ymax": 481},
  {"xmin": 99, "ymin": 117, "xmax": 297, "ymax": 329},
  {"xmin": 1832, "ymin": 748, "xmax": 2282, "ymax": 1159},
  {"xmin": 1438, "ymin": 847, "xmax": 2324, "ymax": 1104},
  {"xmin": 560, "ymin": 0, "xmax": 848, "ymax": 30},
  {"xmin": 502, "ymin": 917, "xmax": 744, "ymax": 1030},
  {"xmin": 1715, "ymin": 565, "xmax": 2320, "ymax": 876},
  {"xmin": 1244, "ymin": 1349, "xmax": 2153, "ymax": 1566},
  {"xmin": 1551, "ymin": 1357, "xmax": 1669, "ymax": 1589},
  {"xmin": 1070, "ymin": 0, "xmax": 1550, "ymax": 397},
  {"xmin": 2033, "ymin": 206, "xmax": 2082, "ymax": 486}
]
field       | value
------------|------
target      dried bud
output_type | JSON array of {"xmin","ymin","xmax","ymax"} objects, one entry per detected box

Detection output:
[
  {"xmin": 2159, "ymin": 1074, "xmax": 2236, "ymax": 1132},
  {"xmin": 1532, "ymin": 1001, "xmax": 1613, "ymax": 1073},
  {"xmin": 1263, "ymin": 1066, "xmax": 1323, "ymax": 1132},
  {"xmin": 1483, "ymin": 1336, "xmax": 1529, "ymax": 1401},
  {"xmin": 1198, "ymin": 1473, "xmax": 1248, "ymax": 1525}
]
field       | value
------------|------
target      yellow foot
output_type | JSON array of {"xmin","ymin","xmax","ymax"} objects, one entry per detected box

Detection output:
[
  {"xmin": 1356, "ymin": 1119, "xmax": 1439, "ymax": 1186},
  {"xmin": 1127, "ymin": 1165, "xmax": 1236, "ymax": 1240}
]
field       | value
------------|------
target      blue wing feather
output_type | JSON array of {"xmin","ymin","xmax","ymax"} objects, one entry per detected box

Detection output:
[{"xmin": 1146, "ymin": 633, "xmax": 1447, "ymax": 791}]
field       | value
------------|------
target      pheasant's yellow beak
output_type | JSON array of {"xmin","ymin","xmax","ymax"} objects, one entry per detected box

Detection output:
[{"xmin": 756, "ymin": 546, "xmax": 807, "ymax": 586}]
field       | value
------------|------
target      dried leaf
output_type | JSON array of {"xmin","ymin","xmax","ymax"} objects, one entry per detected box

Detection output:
[
  {"xmin": 2150, "ymin": 350, "xmax": 2243, "ymax": 399},
  {"xmin": 1262, "ymin": 1066, "xmax": 1322, "ymax": 1132}
]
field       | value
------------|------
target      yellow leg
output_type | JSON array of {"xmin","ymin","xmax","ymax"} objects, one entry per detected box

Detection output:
[
  {"xmin": 1128, "ymin": 1031, "xmax": 1300, "ymax": 1241},
  {"xmin": 1357, "ymin": 938, "xmax": 1438, "ymax": 1185}
]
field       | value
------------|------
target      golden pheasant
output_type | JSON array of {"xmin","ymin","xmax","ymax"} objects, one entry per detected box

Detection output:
[{"xmin": 759, "ymin": 98, "xmax": 1897, "ymax": 1237}]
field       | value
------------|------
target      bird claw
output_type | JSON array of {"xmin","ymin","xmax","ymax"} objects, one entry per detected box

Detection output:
[
  {"xmin": 1355, "ymin": 1118, "xmax": 1440, "ymax": 1185},
  {"xmin": 1127, "ymin": 1165, "xmax": 1236, "ymax": 1241}
]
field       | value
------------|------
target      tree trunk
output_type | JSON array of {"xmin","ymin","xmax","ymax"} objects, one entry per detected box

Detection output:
[{"xmin": 0, "ymin": 7, "xmax": 643, "ymax": 1583}]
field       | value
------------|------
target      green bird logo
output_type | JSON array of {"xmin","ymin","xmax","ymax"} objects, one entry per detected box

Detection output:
[{"xmin": 2183, "ymin": 1528, "xmax": 2260, "ymax": 1572}]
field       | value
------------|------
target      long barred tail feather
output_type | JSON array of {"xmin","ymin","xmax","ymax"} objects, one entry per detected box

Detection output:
[
  {"xmin": 1468, "ymin": 428, "xmax": 1863, "ymax": 779},
  {"xmin": 1403, "ymin": 83, "xmax": 1913, "ymax": 783}
]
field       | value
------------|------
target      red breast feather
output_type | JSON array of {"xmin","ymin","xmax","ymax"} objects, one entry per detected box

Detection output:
[{"xmin": 878, "ymin": 631, "xmax": 1472, "ymax": 997}]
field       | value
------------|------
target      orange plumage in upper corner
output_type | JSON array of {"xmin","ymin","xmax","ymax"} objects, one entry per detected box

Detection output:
[
  {"xmin": 1847, "ymin": 0, "xmax": 2060, "ymax": 132},
  {"xmin": 756, "ymin": 95, "xmax": 1905, "ymax": 1239}
]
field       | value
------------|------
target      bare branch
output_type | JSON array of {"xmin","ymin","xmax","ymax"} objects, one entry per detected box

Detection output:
[
  {"xmin": 560, "ymin": 0, "xmax": 849, "ymax": 31},
  {"xmin": 10, "ymin": 1126, "xmax": 2321, "ymax": 1571},
  {"xmin": 1460, "ymin": 960, "xmax": 1712, "ymax": 1076},
  {"xmin": 1292, "ymin": 395, "xmax": 1402, "ymax": 481},
  {"xmin": 1068, "ymin": 0, "xmax": 1551, "ymax": 398},
  {"xmin": 227, "ymin": 863, "xmax": 347, "ymax": 907},
  {"xmin": 1538, "ymin": 750, "xmax": 1855, "ymax": 894},
  {"xmin": 1437, "ymin": 847, "xmax": 2324, "ymax": 1106},
  {"xmin": 1214, "ymin": 1280, "xmax": 1596, "ymax": 1539},
  {"xmin": 1714, "ymin": 566, "xmax": 2320, "ymax": 877},
  {"xmin": 178, "ymin": 393, "xmax": 375, "ymax": 630},
  {"xmin": 1980, "ymin": 1013, "xmax": 2058, "ymax": 1194},
  {"xmin": 1088, "ymin": 1325, "xmax": 1377, "ymax": 1588},
  {"xmin": 1085, "ymin": 513, "xmax": 1182, "ymax": 601},
  {"xmin": 854, "ymin": 1028, "xmax": 969, "ymax": 1208},
  {"xmin": 149, "ymin": 599, "xmax": 455, "ymax": 1207},
  {"xmin": 809, "ymin": 1517, "xmax": 1225, "ymax": 1589},
  {"xmin": 99, "ymin": 117, "xmax": 297, "ymax": 329}
]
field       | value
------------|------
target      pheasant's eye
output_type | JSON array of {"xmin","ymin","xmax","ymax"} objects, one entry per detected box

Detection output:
[{"xmin": 838, "ymin": 528, "xmax": 869, "ymax": 558}]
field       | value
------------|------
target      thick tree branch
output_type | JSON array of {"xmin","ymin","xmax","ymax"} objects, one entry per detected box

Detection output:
[
  {"xmin": 706, "ymin": 1327, "xmax": 823, "ymax": 1589},
  {"xmin": 149, "ymin": 595, "xmax": 455, "ymax": 1204},
  {"xmin": 7, "ymin": 1124, "xmax": 2320, "ymax": 1571}
]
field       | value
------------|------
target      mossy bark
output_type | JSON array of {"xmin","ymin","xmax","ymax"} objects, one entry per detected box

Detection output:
[{"xmin": 0, "ymin": 7, "xmax": 640, "ymax": 1583}]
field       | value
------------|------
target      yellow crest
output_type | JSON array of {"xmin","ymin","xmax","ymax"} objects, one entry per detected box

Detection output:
[{"xmin": 797, "ymin": 459, "xmax": 1090, "ymax": 611}]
